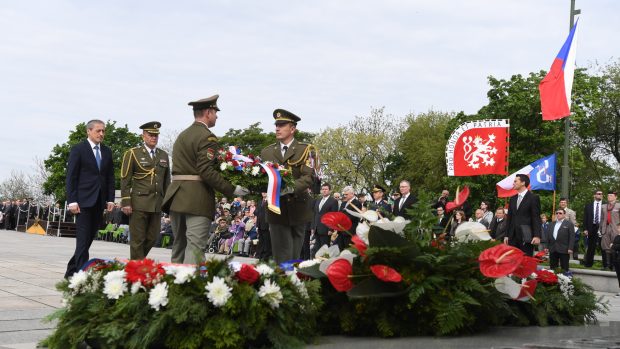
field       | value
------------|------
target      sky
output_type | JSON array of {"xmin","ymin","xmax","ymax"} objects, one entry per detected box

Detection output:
[{"xmin": 0, "ymin": 0, "xmax": 618, "ymax": 181}]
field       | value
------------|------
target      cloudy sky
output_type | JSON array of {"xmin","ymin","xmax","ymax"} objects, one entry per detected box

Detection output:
[{"xmin": 0, "ymin": 0, "xmax": 618, "ymax": 181}]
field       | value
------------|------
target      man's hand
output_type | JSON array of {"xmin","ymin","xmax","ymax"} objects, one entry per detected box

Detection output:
[
  {"xmin": 568, "ymin": 249, "xmax": 573, "ymax": 254},
  {"xmin": 531, "ymin": 237, "xmax": 541, "ymax": 245},
  {"xmin": 280, "ymin": 186, "xmax": 295, "ymax": 196},
  {"xmin": 584, "ymin": 230, "xmax": 589, "ymax": 237},
  {"xmin": 107, "ymin": 202, "xmax": 114, "ymax": 212},
  {"xmin": 503, "ymin": 237, "xmax": 509, "ymax": 245},
  {"xmin": 122, "ymin": 206, "xmax": 132, "ymax": 215},
  {"xmin": 69, "ymin": 203, "xmax": 80, "ymax": 214},
  {"xmin": 233, "ymin": 185, "xmax": 250, "ymax": 196}
]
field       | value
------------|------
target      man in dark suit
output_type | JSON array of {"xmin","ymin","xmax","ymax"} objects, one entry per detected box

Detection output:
[
  {"xmin": 65, "ymin": 120, "xmax": 115, "ymax": 279},
  {"xmin": 255, "ymin": 193, "xmax": 272, "ymax": 261},
  {"xmin": 504, "ymin": 174, "xmax": 542, "ymax": 256},
  {"xmin": 548, "ymin": 208, "xmax": 576, "ymax": 271},
  {"xmin": 392, "ymin": 180, "xmax": 417, "ymax": 219},
  {"xmin": 311, "ymin": 183, "xmax": 339, "ymax": 257},
  {"xmin": 583, "ymin": 190, "xmax": 604, "ymax": 268},
  {"xmin": 336, "ymin": 186, "xmax": 362, "ymax": 251},
  {"xmin": 489, "ymin": 207, "xmax": 508, "ymax": 241}
]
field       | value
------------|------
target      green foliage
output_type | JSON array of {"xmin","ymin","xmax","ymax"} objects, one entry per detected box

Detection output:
[
  {"xmin": 42, "ymin": 121, "xmax": 142, "ymax": 202},
  {"xmin": 42, "ymin": 258, "xmax": 322, "ymax": 349},
  {"xmin": 218, "ymin": 122, "xmax": 315, "ymax": 156}
]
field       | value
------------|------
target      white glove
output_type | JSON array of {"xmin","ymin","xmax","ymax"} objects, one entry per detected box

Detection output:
[
  {"xmin": 233, "ymin": 185, "xmax": 250, "ymax": 196},
  {"xmin": 280, "ymin": 186, "xmax": 295, "ymax": 196},
  {"xmin": 598, "ymin": 231, "xmax": 602, "ymax": 238}
]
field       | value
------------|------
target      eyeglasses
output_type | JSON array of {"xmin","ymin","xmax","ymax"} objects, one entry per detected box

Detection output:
[
  {"xmin": 595, "ymin": 192, "xmax": 603, "ymax": 195},
  {"xmin": 556, "ymin": 212, "xmax": 564, "ymax": 215}
]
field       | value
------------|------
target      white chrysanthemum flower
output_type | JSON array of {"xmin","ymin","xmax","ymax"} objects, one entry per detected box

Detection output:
[
  {"xmin": 289, "ymin": 273, "xmax": 309, "ymax": 299},
  {"xmin": 85, "ymin": 271, "xmax": 102, "ymax": 293},
  {"xmin": 251, "ymin": 166, "xmax": 260, "ymax": 176},
  {"xmin": 103, "ymin": 271, "xmax": 127, "ymax": 300},
  {"xmin": 255, "ymin": 264, "xmax": 274, "ymax": 276},
  {"xmin": 557, "ymin": 274, "xmax": 574, "ymax": 303},
  {"xmin": 205, "ymin": 276, "xmax": 232, "ymax": 308},
  {"xmin": 163, "ymin": 265, "xmax": 196, "ymax": 284},
  {"xmin": 220, "ymin": 162, "xmax": 228, "ymax": 171},
  {"xmin": 258, "ymin": 279, "xmax": 283, "ymax": 309},
  {"xmin": 298, "ymin": 259, "xmax": 320, "ymax": 269},
  {"xmin": 68, "ymin": 270, "xmax": 89, "ymax": 293},
  {"xmin": 148, "ymin": 282, "xmax": 169, "ymax": 311}
]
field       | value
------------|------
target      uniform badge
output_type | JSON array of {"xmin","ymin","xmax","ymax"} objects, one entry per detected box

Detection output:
[{"xmin": 207, "ymin": 148, "xmax": 215, "ymax": 160}]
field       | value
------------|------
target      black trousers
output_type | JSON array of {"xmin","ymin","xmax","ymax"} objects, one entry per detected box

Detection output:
[
  {"xmin": 583, "ymin": 225, "xmax": 600, "ymax": 267},
  {"xmin": 510, "ymin": 237, "xmax": 535, "ymax": 257},
  {"xmin": 550, "ymin": 252, "xmax": 570, "ymax": 271},
  {"xmin": 256, "ymin": 227, "xmax": 272, "ymax": 261},
  {"xmin": 65, "ymin": 203, "xmax": 104, "ymax": 278}
]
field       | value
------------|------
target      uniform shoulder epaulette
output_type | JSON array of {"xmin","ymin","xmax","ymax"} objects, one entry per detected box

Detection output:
[
  {"xmin": 207, "ymin": 135, "xmax": 218, "ymax": 142},
  {"xmin": 267, "ymin": 142, "xmax": 277, "ymax": 147}
]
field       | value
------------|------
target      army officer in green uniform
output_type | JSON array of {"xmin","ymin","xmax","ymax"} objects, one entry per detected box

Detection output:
[
  {"xmin": 260, "ymin": 109, "xmax": 317, "ymax": 263},
  {"xmin": 162, "ymin": 95, "xmax": 249, "ymax": 264},
  {"xmin": 120, "ymin": 121, "xmax": 171, "ymax": 260}
]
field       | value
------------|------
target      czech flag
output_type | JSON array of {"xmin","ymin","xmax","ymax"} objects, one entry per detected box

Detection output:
[
  {"xmin": 496, "ymin": 154, "xmax": 556, "ymax": 197},
  {"xmin": 539, "ymin": 19, "xmax": 579, "ymax": 121},
  {"xmin": 259, "ymin": 163, "xmax": 282, "ymax": 214}
]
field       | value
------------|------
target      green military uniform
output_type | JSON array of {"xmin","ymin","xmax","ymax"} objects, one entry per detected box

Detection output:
[
  {"xmin": 260, "ymin": 109, "xmax": 317, "ymax": 263},
  {"xmin": 161, "ymin": 95, "xmax": 236, "ymax": 264},
  {"xmin": 120, "ymin": 121, "xmax": 171, "ymax": 260}
]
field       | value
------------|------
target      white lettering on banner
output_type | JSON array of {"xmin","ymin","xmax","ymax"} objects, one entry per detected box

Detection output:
[
  {"xmin": 445, "ymin": 119, "xmax": 509, "ymax": 176},
  {"xmin": 535, "ymin": 160, "xmax": 552, "ymax": 183}
]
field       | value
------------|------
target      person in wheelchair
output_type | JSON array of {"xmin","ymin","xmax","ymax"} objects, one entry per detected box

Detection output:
[
  {"xmin": 207, "ymin": 219, "xmax": 230, "ymax": 254},
  {"xmin": 219, "ymin": 216, "xmax": 245, "ymax": 254}
]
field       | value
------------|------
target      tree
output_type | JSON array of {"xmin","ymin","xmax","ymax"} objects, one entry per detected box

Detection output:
[
  {"xmin": 42, "ymin": 121, "xmax": 142, "ymax": 202},
  {"xmin": 0, "ymin": 170, "xmax": 32, "ymax": 200},
  {"xmin": 314, "ymin": 108, "xmax": 403, "ymax": 193}
]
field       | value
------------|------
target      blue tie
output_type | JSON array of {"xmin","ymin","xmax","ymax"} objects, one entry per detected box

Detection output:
[{"xmin": 94, "ymin": 145, "xmax": 101, "ymax": 170}]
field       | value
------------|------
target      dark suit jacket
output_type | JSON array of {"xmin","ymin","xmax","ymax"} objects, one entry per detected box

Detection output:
[
  {"xmin": 548, "ymin": 220, "xmax": 576, "ymax": 254},
  {"xmin": 255, "ymin": 200, "xmax": 270, "ymax": 230},
  {"xmin": 66, "ymin": 140, "xmax": 115, "ymax": 209},
  {"xmin": 340, "ymin": 199, "xmax": 362, "ymax": 233},
  {"xmin": 392, "ymin": 194, "xmax": 417, "ymax": 219},
  {"xmin": 583, "ymin": 201, "xmax": 602, "ymax": 235},
  {"xmin": 312, "ymin": 196, "xmax": 339, "ymax": 235},
  {"xmin": 489, "ymin": 217, "xmax": 508, "ymax": 240},
  {"xmin": 506, "ymin": 190, "xmax": 542, "ymax": 243}
]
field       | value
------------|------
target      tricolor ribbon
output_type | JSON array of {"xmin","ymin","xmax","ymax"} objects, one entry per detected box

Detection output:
[
  {"xmin": 259, "ymin": 162, "xmax": 282, "ymax": 214},
  {"xmin": 229, "ymin": 146, "xmax": 254, "ymax": 170}
]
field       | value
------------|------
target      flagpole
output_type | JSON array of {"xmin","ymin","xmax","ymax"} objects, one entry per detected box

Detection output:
[
  {"xmin": 561, "ymin": 0, "xmax": 581, "ymax": 199},
  {"xmin": 552, "ymin": 190, "xmax": 557, "ymax": 222}
]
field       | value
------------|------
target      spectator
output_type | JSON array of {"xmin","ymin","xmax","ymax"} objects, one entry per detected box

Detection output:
[
  {"xmin": 540, "ymin": 213, "xmax": 550, "ymax": 250},
  {"xmin": 336, "ymin": 186, "xmax": 361, "ymax": 251},
  {"xmin": 489, "ymin": 208, "xmax": 508, "ymax": 241},
  {"xmin": 559, "ymin": 197, "xmax": 577, "ymax": 225},
  {"xmin": 311, "ymin": 183, "xmax": 339, "ymax": 258},
  {"xmin": 392, "ymin": 180, "xmax": 416, "ymax": 219},
  {"xmin": 479, "ymin": 201, "xmax": 493, "ymax": 227},
  {"xmin": 548, "ymin": 208, "xmax": 575, "ymax": 272},
  {"xmin": 219, "ymin": 216, "xmax": 245, "ymax": 254},
  {"xmin": 470, "ymin": 208, "xmax": 490, "ymax": 229},
  {"xmin": 600, "ymin": 191, "xmax": 620, "ymax": 271},
  {"xmin": 449, "ymin": 210, "xmax": 466, "ymax": 239},
  {"xmin": 431, "ymin": 189, "xmax": 450, "ymax": 210},
  {"xmin": 583, "ymin": 190, "xmax": 604, "ymax": 268}
]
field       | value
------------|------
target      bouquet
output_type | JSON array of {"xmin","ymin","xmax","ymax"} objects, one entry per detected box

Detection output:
[{"xmin": 216, "ymin": 147, "xmax": 295, "ymax": 193}]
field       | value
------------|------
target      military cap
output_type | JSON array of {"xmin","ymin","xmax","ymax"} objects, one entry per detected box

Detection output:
[
  {"xmin": 139, "ymin": 121, "xmax": 161, "ymax": 134},
  {"xmin": 372, "ymin": 184, "xmax": 387, "ymax": 193},
  {"xmin": 273, "ymin": 109, "xmax": 301, "ymax": 125},
  {"xmin": 188, "ymin": 94, "xmax": 220, "ymax": 111}
]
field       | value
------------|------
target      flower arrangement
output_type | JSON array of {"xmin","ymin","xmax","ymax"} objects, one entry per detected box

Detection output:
[
  {"xmin": 298, "ymin": 190, "xmax": 608, "ymax": 337},
  {"xmin": 42, "ymin": 257, "xmax": 322, "ymax": 349},
  {"xmin": 216, "ymin": 147, "xmax": 294, "ymax": 193}
]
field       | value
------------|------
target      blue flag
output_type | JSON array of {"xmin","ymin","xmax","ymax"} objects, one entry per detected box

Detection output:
[{"xmin": 529, "ymin": 154, "xmax": 556, "ymax": 191}]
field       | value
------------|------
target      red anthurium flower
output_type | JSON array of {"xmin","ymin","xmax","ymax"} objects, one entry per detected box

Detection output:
[
  {"xmin": 536, "ymin": 269, "xmax": 558, "ymax": 285},
  {"xmin": 478, "ymin": 244, "xmax": 525, "ymax": 278},
  {"xmin": 512, "ymin": 256, "xmax": 539, "ymax": 278},
  {"xmin": 351, "ymin": 235, "xmax": 367, "ymax": 257},
  {"xmin": 325, "ymin": 259, "xmax": 354, "ymax": 292},
  {"xmin": 125, "ymin": 259, "xmax": 165, "ymax": 287},
  {"xmin": 321, "ymin": 212, "xmax": 352, "ymax": 232},
  {"xmin": 516, "ymin": 279, "xmax": 538, "ymax": 301},
  {"xmin": 370, "ymin": 265, "xmax": 402, "ymax": 283},
  {"xmin": 445, "ymin": 186, "xmax": 470, "ymax": 213},
  {"xmin": 236, "ymin": 264, "xmax": 260, "ymax": 284}
]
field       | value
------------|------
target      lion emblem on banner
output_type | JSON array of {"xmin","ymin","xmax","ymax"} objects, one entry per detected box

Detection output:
[{"xmin": 462, "ymin": 134, "xmax": 498, "ymax": 169}]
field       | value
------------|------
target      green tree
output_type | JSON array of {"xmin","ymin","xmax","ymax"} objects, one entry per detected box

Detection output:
[
  {"xmin": 313, "ymin": 108, "xmax": 403, "ymax": 193},
  {"xmin": 43, "ymin": 121, "xmax": 142, "ymax": 202}
]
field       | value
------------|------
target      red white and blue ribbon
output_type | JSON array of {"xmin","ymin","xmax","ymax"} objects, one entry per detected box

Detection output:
[{"xmin": 259, "ymin": 163, "xmax": 282, "ymax": 214}]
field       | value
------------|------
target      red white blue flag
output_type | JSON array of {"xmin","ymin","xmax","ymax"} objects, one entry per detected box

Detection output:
[
  {"xmin": 539, "ymin": 19, "xmax": 580, "ymax": 121},
  {"xmin": 496, "ymin": 154, "xmax": 557, "ymax": 197},
  {"xmin": 259, "ymin": 163, "xmax": 282, "ymax": 214}
]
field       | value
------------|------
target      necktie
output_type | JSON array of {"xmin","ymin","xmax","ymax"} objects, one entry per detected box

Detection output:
[
  {"xmin": 516, "ymin": 194, "xmax": 523, "ymax": 210},
  {"xmin": 319, "ymin": 198, "xmax": 326, "ymax": 211},
  {"xmin": 282, "ymin": 145, "xmax": 288, "ymax": 157},
  {"xmin": 94, "ymin": 145, "xmax": 101, "ymax": 170},
  {"xmin": 150, "ymin": 149, "xmax": 155, "ymax": 159},
  {"xmin": 399, "ymin": 196, "xmax": 406, "ymax": 210},
  {"xmin": 595, "ymin": 202, "xmax": 600, "ymax": 224}
]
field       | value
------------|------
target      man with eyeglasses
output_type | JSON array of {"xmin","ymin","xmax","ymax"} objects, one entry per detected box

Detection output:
[
  {"xmin": 583, "ymin": 190, "xmax": 605, "ymax": 268},
  {"xmin": 548, "ymin": 208, "xmax": 575, "ymax": 271},
  {"xmin": 120, "ymin": 121, "xmax": 171, "ymax": 260}
]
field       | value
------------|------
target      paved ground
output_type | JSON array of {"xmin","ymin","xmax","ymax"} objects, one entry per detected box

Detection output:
[{"xmin": 0, "ymin": 229, "xmax": 619, "ymax": 349}]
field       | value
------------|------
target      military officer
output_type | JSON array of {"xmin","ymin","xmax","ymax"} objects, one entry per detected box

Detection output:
[
  {"xmin": 260, "ymin": 109, "xmax": 317, "ymax": 263},
  {"xmin": 120, "ymin": 121, "xmax": 171, "ymax": 259},
  {"xmin": 368, "ymin": 184, "xmax": 391, "ymax": 216},
  {"xmin": 162, "ymin": 95, "xmax": 249, "ymax": 264}
]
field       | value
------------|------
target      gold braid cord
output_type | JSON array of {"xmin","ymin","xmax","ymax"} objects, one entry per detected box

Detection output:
[
  {"xmin": 286, "ymin": 144, "xmax": 320, "ymax": 172},
  {"xmin": 120, "ymin": 148, "xmax": 156, "ymax": 184}
]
